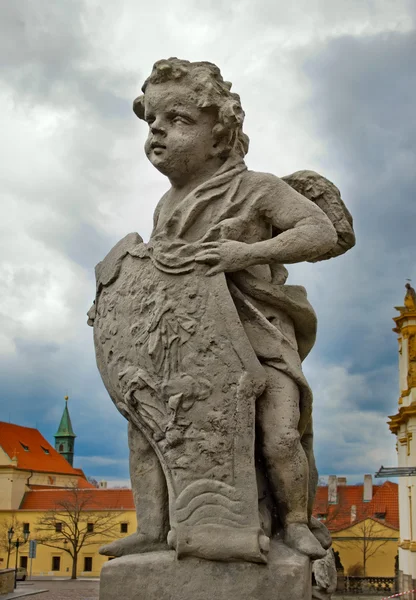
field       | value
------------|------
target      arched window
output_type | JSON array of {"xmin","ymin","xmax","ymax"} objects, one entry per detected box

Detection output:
[{"xmin": 59, "ymin": 444, "xmax": 64, "ymax": 452}]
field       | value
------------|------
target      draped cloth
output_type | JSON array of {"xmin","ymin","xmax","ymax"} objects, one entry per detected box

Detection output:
[{"xmin": 148, "ymin": 154, "xmax": 317, "ymax": 434}]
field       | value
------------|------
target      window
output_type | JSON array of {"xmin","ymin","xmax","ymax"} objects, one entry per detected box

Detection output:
[
  {"xmin": 87, "ymin": 523, "xmax": 94, "ymax": 533},
  {"xmin": 317, "ymin": 513, "xmax": 327, "ymax": 521},
  {"xmin": 52, "ymin": 556, "xmax": 61, "ymax": 571},
  {"xmin": 120, "ymin": 523, "xmax": 128, "ymax": 534},
  {"xmin": 41, "ymin": 446, "xmax": 50, "ymax": 455},
  {"xmin": 23, "ymin": 523, "xmax": 30, "ymax": 534},
  {"xmin": 84, "ymin": 557, "xmax": 93, "ymax": 572},
  {"xmin": 55, "ymin": 523, "xmax": 63, "ymax": 533},
  {"xmin": 374, "ymin": 512, "xmax": 386, "ymax": 520},
  {"xmin": 20, "ymin": 442, "xmax": 29, "ymax": 452},
  {"xmin": 59, "ymin": 444, "xmax": 64, "ymax": 452},
  {"xmin": 20, "ymin": 556, "xmax": 28, "ymax": 569}
]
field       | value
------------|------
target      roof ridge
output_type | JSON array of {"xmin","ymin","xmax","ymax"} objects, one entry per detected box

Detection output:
[{"xmin": 0, "ymin": 422, "xmax": 39, "ymax": 431}]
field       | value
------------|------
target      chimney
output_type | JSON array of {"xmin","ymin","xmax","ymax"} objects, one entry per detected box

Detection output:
[
  {"xmin": 328, "ymin": 475, "xmax": 337, "ymax": 504},
  {"xmin": 337, "ymin": 477, "xmax": 347, "ymax": 486},
  {"xmin": 363, "ymin": 474, "xmax": 373, "ymax": 502},
  {"xmin": 351, "ymin": 504, "xmax": 357, "ymax": 523},
  {"xmin": 99, "ymin": 480, "xmax": 108, "ymax": 489}
]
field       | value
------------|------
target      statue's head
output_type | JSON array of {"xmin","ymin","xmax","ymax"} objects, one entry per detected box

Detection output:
[{"xmin": 133, "ymin": 58, "xmax": 249, "ymax": 180}]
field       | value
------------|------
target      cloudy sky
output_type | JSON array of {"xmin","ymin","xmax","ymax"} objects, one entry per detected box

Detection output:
[{"xmin": 1, "ymin": 0, "xmax": 415, "ymax": 486}]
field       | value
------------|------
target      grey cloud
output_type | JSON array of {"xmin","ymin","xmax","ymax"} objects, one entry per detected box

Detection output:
[
  {"xmin": 1, "ymin": 1, "xmax": 137, "ymax": 121},
  {"xmin": 293, "ymin": 29, "xmax": 416, "ymax": 369},
  {"xmin": 1, "ymin": 1, "xmax": 413, "ymax": 482}
]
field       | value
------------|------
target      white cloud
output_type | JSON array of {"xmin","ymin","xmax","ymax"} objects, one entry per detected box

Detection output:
[
  {"xmin": 0, "ymin": 0, "xmax": 413, "ymax": 480},
  {"xmin": 307, "ymin": 360, "xmax": 397, "ymax": 476}
]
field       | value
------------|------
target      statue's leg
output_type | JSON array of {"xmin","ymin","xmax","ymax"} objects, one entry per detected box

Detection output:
[
  {"xmin": 302, "ymin": 419, "xmax": 331, "ymax": 550},
  {"xmin": 257, "ymin": 365, "xmax": 326, "ymax": 559},
  {"xmin": 301, "ymin": 418, "xmax": 318, "ymax": 520},
  {"xmin": 99, "ymin": 422, "xmax": 169, "ymax": 557}
]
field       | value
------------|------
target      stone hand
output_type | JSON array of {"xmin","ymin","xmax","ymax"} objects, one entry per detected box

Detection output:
[{"xmin": 194, "ymin": 240, "xmax": 257, "ymax": 276}]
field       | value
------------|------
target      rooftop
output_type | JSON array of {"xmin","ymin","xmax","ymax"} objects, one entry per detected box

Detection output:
[
  {"xmin": 0, "ymin": 422, "xmax": 81, "ymax": 476},
  {"xmin": 313, "ymin": 480, "xmax": 399, "ymax": 532},
  {"xmin": 20, "ymin": 488, "xmax": 135, "ymax": 510},
  {"xmin": 55, "ymin": 398, "xmax": 76, "ymax": 439}
]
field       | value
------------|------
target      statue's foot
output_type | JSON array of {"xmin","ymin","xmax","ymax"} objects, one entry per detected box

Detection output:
[
  {"xmin": 309, "ymin": 516, "xmax": 332, "ymax": 550},
  {"xmin": 99, "ymin": 533, "xmax": 168, "ymax": 557},
  {"xmin": 285, "ymin": 523, "xmax": 327, "ymax": 560}
]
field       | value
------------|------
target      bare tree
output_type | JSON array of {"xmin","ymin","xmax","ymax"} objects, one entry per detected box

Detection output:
[
  {"xmin": 342, "ymin": 518, "xmax": 391, "ymax": 576},
  {"xmin": 35, "ymin": 487, "xmax": 121, "ymax": 579},
  {"xmin": 87, "ymin": 477, "xmax": 100, "ymax": 488},
  {"xmin": 0, "ymin": 515, "xmax": 25, "ymax": 568}
]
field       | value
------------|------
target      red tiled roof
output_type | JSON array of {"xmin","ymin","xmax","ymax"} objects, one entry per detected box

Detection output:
[
  {"xmin": 313, "ymin": 481, "xmax": 399, "ymax": 532},
  {"xmin": 76, "ymin": 478, "xmax": 96, "ymax": 489},
  {"xmin": 0, "ymin": 422, "xmax": 80, "ymax": 476},
  {"xmin": 20, "ymin": 488, "xmax": 135, "ymax": 510}
]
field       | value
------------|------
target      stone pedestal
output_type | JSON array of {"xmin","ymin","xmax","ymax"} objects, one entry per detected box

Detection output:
[{"xmin": 99, "ymin": 540, "xmax": 311, "ymax": 600}]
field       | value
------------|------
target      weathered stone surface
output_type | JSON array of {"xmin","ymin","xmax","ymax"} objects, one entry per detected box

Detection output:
[
  {"xmin": 89, "ymin": 57, "xmax": 355, "ymax": 575},
  {"xmin": 312, "ymin": 549, "xmax": 337, "ymax": 598},
  {"xmin": 99, "ymin": 541, "xmax": 311, "ymax": 600}
]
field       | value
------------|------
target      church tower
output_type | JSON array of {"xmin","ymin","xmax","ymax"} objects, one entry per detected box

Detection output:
[
  {"xmin": 388, "ymin": 283, "xmax": 416, "ymax": 593},
  {"xmin": 54, "ymin": 396, "xmax": 76, "ymax": 466}
]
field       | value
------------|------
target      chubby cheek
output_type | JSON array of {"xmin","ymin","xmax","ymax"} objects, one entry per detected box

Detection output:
[
  {"xmin": 144, "ymin": 136, "xmax": 152, "ymax": 157},
  {"xmin": 173, "ymin": 132, "xmax": 207, "ymax": 158}
]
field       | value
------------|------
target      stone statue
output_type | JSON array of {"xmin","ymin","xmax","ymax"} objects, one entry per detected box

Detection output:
[
  {"xmin": 88, "ymin": 58, "xmax": 355, "ymax": 573},
  {"xmin": 312, "ymin": 549, "xmax": 338, "ymax": 599}
]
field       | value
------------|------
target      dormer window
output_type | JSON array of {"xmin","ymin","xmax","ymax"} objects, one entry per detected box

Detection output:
[
  {"xmin": 374, "ymin": 512, "xmax": 386, "ymax": 520},
  {"xmin": 20, "ymin": 442, "xmax": 29, "ymax": 452},
  {"xmin": 41, "ymin": 446, "xmax": 50, "ymax": 455},
  {"xmin": 317, "ymin": 513, "xmax": 327, "ymax": 521}
]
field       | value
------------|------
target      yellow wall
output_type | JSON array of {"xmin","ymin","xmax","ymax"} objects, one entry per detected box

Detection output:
[
  {"xmin": 0, "ymin": 509, "xmax": 137, "ymax": 578},
  {"xmin": 0, "ymin": 469, "xmax": 80, "ymax": 510},
  {"xmin": 332, "ymin": 518, "xmax": 399, "ymax": 577},
  {"xmin": 0, "ymin": 448, "xmax": 11, "ymax": 467}
]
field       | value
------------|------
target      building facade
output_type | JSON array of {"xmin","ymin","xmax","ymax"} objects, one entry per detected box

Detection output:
[
  {"xmin": 313, "ymin": 476, "xmax": 399, "ymax": 577},
  {"xmin": 0, "ymin": 402, "xmax": 136, "ymax": 577},
  {"xmin": 389, "ymin": 284, "xmax": 416, "ymax": 593},
  {"xmin": 0, "ymin": 489, "xmax": 136, "ymax": 578}
]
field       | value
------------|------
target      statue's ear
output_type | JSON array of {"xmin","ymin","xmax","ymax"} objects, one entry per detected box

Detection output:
[
  {"xmin": 211, "ymin": 123, "xmax": 231, "ymax": 157},
  {"xmin": 133, "ymin": 95, "xmax": 146, "ymax": 120}
]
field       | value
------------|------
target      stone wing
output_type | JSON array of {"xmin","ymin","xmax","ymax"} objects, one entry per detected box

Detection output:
[{"xmin": 282, "ymin": 170, "xmax": 356, "ymax": 262}]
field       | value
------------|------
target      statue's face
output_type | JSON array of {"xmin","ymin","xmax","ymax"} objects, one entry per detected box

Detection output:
[{"xmin": 143, "ymin": 81, "xmax": 218, "ymax": 181}]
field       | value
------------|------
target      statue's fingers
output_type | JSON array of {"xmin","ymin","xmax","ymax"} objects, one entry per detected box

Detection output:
[
  {"xmin": 198, "ymin": 242, "xmax": 221, "ymax": 249},
  {"xmin": 194, "ymin": 252, "xmax": 219, "ymax": 264},
  {"xmin": 206, "ymin": 265, "xmax": 224, "ymax": 276}
]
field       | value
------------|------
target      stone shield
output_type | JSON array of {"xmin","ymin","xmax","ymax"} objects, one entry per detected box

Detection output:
[{"xmin": 91, "ymin": 233, "xmax": 268, "ymax": 563}]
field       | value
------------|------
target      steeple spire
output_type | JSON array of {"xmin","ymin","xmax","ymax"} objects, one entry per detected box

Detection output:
[{"xmin": 54, "ymin": 396, "xmax": 76, "ymax": 466}]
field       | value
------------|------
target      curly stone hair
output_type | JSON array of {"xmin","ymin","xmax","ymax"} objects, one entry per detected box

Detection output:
[{"xmin": 133, "ymin": 57, "xmax": 249, "ymax": 159}]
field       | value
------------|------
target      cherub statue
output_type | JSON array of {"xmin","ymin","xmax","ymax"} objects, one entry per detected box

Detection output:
[{"xmin": 89, "ymin": 58, "xmax": 355, "ymax": 563}]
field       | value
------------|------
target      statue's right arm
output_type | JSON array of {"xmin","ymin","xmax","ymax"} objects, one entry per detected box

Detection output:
[{"xmin": 251, "ymin": 174, "xmax": 338, "ymax": 265}]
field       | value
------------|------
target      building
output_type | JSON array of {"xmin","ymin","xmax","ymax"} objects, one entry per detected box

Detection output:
[
  {"xmin": 313, "ymin": 475, "xmax": 399, "ymax": 576},
  {"xmin": 0, "ymin": 399, "xmax": 136, "ymax": 577},
  {"xmin": 0, "ymin": 420, "xmax": 89, "ymax": 511},
  {"xmin": 388, "ymin": 283, "xmax": 416, "ymax": 593},
  {"xmin": 54, "ymin": 396, "xmax": 76, "ymax": 467},
  {"xmin": 2, "ymin": 488, "xmax": 135, "ymax": 577}
]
